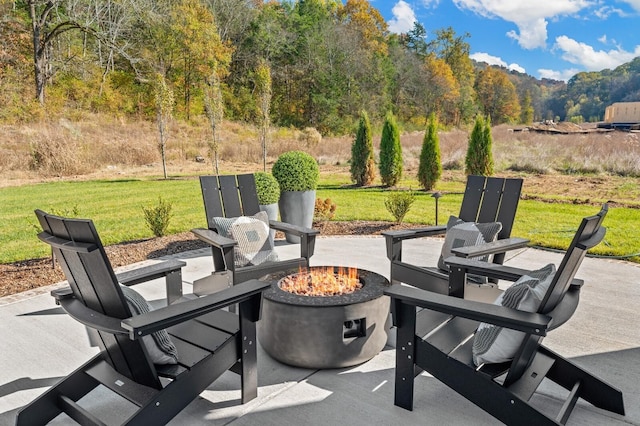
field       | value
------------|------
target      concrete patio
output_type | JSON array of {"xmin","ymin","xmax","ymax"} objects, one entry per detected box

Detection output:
[{"xmin": 1, "ymin": 236, "xmax": 638, "ymax": 425}]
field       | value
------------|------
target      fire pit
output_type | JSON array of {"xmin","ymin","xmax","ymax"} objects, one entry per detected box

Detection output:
[{"xmin": 258, "ymin": 266, "xmax": 390, "ymax": 369}]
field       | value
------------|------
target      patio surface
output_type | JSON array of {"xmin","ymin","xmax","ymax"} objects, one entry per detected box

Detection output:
[{"xmin": 1, "ymin": 236, "xmax": 638, "ymax": 425}]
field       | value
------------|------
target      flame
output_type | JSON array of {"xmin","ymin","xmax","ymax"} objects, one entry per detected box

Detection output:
[{"xmin": 279, "ymin": 266, "xmax": 362, "ymax": 296}]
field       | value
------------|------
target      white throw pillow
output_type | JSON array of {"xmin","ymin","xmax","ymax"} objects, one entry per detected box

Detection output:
[
  {"xmin": 121, "ymin": 285, "xmax": 178, "ymax": 365},
  {"xmin": 472, "ymin": 263, "xmax": 556, "ymax": 366},
  {"xmin": 212, "ymin": 211, "xmax": 279, "ymax": 267}
]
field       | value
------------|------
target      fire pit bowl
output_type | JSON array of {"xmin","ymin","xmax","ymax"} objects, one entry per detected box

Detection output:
[{"xmin": 258, "ymin": 266, "xmax": 390, "ymax": 369}]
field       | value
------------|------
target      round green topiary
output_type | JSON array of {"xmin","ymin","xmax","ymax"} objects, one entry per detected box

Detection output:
[
  {"xmin": 254, "ymin": 172, "xmax": 280, "ymax": 205},
  {"xmin": 272, "ymin": 151, "xmax": 319, "ymax": 192}
]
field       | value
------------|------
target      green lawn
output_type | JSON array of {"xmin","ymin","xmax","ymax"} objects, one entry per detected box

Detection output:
[{"xmin": 2, "ymin": 175, "xmax": 639, "ymax": 264}]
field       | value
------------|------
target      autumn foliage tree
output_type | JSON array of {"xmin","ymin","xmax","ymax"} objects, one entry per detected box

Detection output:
[
  {"xmin": 379, "ymin": 111, "xmax": 403, "ymax": 187},
  {"xmin": 417, "ymin": 113, "xmax": 442, "ymax": 190},
  {"xmin": 350, "ymin": 110, "xmax": 376, "ymax": 186},
  {"xmin": 254, "ymin": 58, "xmax": 272, "ymax": 172},
  {"xmin": 475, "ymin": 67, "xmax": 521, "ymax": 125},
  {"xmin": 465, "ymin": 115, "xmax": 494, "ymax": 176}
]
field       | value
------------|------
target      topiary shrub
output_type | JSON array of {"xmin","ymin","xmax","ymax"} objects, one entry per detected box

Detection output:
[
  {"xmin": 254, "ymin": 171, "xmax": 280, "ymax": 205},
  {"xmin": 272, "ymin": 150, "xmax": 319, "ymax": 192},
  {"xmin": 379, "ymin": 111, "xmax": 403, "ymax": 187},
  {"xmin": 417, "ymin": 113, "xmax": 442, "ymax": 190}
]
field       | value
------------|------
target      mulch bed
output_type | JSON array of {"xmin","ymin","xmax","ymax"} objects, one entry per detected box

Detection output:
[{"xmin": 0, "ymin": 221, "xmax": 424, "ymax": 298}]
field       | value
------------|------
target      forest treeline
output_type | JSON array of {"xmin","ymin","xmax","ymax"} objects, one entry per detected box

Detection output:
[{"xmin": 1, "ymin": 0, "xmax": 639, "ymax": 133}]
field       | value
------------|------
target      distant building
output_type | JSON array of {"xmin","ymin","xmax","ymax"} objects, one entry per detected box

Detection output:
[{"xmin": 599, "ymin": 102, "xmax": 640, "ymax": 130}]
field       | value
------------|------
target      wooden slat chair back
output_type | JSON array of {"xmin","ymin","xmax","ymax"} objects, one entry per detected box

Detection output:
[
  {"xmin": 35, "ymin": 210, "xmax": 161, "ymax": 388},
  {"xmin": 201, "ymin": 174, "xmax": 261, "ymax": 223},
  {"xmin": 384, "ymin": 175, "xmax": 524, "ymax": 298},
  {"xmin": 194, "ymin": 174, "xmax": 319, "ymax": 293},
  {"xmin": 458, "ymin": 175, "xmax": 522, "ymax": 264},
  {"xmin": 18, "ymin": 210, "xmax": 268, "ymax": 425},
  {"xmin": 386, "ymin": 205, "xmax": 625, "ymax": 425}
]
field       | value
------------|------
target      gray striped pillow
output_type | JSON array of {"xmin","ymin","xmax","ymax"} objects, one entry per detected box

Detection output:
[
  {"xmin": 472, "ymin": 263, "xmax": 556, "ymax": 366},
  {"xmin": 121, "ymin": 285, "xmax": 179, "ymax": 365}
]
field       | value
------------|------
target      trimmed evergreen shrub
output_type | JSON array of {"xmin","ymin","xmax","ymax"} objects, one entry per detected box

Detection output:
[
  {"xmin": 417, "ymin": 113, "xmax": 442, "ymax": 190},
  {"xmin": 350, "ymin": 110, "xmax": 376, "ymax": 186},
  {"xmin": 465, "ymin": 115, "xmax": 494, "ymax": 176},
  {"xmin": 254, "ymin": 171, "xmax": 280, "ymax": 204},
  {"xmin": 379, "ymin": 111, "xmax": 403, "ymax": 187},
  {"xmin": 272, "ymin": 150, "xmax": 319, "ymax": 192},
  {"xmin": 384, "ymin": 191, "xmax": 415, "ymax": 224},
  {"xmin": 142, "ymin": 197, "xmax": 173, "ymax": 237}
]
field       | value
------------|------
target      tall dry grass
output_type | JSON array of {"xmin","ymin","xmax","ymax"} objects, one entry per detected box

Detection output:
[{"xmin": 2, "ymin": 115, "xmax": 640, "ymax": 184}]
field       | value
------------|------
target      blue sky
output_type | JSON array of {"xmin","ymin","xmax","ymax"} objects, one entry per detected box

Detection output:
[{"xmin": 372, "ymin": 0, "xmax": 640, "ymax": 81}]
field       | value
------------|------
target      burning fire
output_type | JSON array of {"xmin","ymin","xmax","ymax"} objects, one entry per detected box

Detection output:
[{"xmin": 279, "ymin": 266, "xmax": 362, "ymax": 296}]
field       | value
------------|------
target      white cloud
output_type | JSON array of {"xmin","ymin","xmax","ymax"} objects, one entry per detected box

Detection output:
[
  {"xmin": 470, "ymin": 52, "xmax": 526, "ymax": 73},
  {"xmin": 598, "ymin": 35, "xmax": 607, "ymax": 44},
  {"xmin": 470, "ymin": 52, "xmax": 507, "ymax": 67},
  {"xmin": 509, "ymin": 63, "xmax": 526, "ymax": 73},
  {"xmin": 452, "ymin": 0, "xmax": 591, "ymax": 49},
  {"xmin": 420, "ymin": 0, "xmax": 441, "ymax": 7},
  {"xmin": 554, "ymin": 35, "xmax": 640, "ymax": 71},
  {"xmin": 621, "ymin": 0, "xmax": 640, "ymax": 12},
  {"xmin": 538, "ymin": 68, "xmax": 581, "ymax": 81},
  {"xmin": 387, "ymin": 1, "xmax": 417, "ymax": 34},
  {"xmin": 593, "ymin": 6, "xmax": 627, "ymax": 19}
]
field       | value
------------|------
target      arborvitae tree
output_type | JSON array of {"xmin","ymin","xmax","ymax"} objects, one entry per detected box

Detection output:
[
  {"xmin": 379, "ymin": 111, "xmax": 403, "ymax": 187},
  {"xmin": 350, "ymin": 110, "xmax": 376, "ymax": 186},
  {"xmin": 417, "ymin": 113, "xmax": 442, "ymax": 190},
  {"xmin": 465, "ymin": 115, "xmax": 493, "ymax": 176},
  {"xmin": 482, "ymin": 115, "xmax": 495, "ymax": 175}
]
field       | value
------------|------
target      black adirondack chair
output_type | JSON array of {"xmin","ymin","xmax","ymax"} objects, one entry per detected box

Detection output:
[
  {"xmin": 383, "ymin": 175, "xmax": 527, "ymax": 298},
  {"xmin": 17, "ymin": 210, "xmax": 270, "ymax": 425},
  {"xmin": 385, "ymin": 205, "xmax": 625, "ymax": 425},
  {"xmin": 192, "ymin": 174, "xmax": 319, "ymax": 295}
]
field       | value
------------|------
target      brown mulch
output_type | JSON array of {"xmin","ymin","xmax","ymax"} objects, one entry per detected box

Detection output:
[{"xmin": 0, "ymin": 221, "xmax": 424, "ymax": 298}]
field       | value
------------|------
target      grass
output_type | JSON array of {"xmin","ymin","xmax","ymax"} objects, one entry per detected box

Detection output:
[
  {"xmin": 2, "ymin": 178, "xmax": 206, "ymax": 263},
  {"xmin": 3, "ymin": 170, "xmax": 640, "ymax": 264}
]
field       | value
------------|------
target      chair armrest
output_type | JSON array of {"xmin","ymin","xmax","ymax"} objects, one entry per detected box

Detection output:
[
  {"xmin": 445, "ymin": 256, "xmax": 584, "ymax": 289},
  {"xmin": 191, "ymin": 228, "xmax": 237, "ymax": 249},
  {"xmin": 445, "ymin": 257, "xmax": 533, "ymax": 282},
  {"xmin": 268, "ymin": 220, "xmax": 320, "ymax": 237},
  {"xmin": 382, "ymin": 225, "xmax": 447, "ymax": 242},
  {"xmin": 53, "ymin": 288, "xmax": 129, "ymax": 335},
  {"xmin": 451, "ymin": 237, "xmax": 530, "ymax": 258},
  {"xmin": 116, "ymin": 259, "xmax": 186, "ymax": 286},
  {"xmin": 385, "ymin": 284, "xmax": 550, "ymax": 336},
  {"xmin": 383, "ymin": 226, "xmax": 447, "ymax": 261},
  {"xmin": 121, "ymin": 279, "xmax": 271, "ymax": 339}
]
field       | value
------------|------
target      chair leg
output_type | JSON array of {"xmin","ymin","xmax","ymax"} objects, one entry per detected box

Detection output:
[
  {"xmin": 239, "ymin": 299, "xmax": 259, "ymax": 404},
  {"xmin": 393, "ymin": 301, "xmax": 417, "ymax": 410},
  {"xmin": 16, "ymin": 356, "xmax": 101, "ymax": 425},
  {"xmin": 542, "ymin": 346, "xmax": 625, "ymax": 416}
]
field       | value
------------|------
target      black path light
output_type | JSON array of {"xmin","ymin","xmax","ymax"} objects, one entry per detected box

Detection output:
[{"xmin": 431, "ymin": 191, "xmax": 443, "ymax": 225}]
